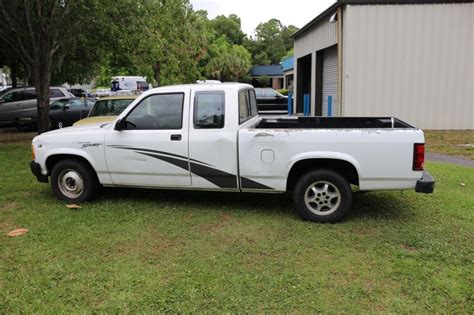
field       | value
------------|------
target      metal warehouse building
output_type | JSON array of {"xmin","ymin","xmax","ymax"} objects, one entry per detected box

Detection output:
[{"xmin": 292, "ymin": 0, "xmax": 473, "ymax": 129}]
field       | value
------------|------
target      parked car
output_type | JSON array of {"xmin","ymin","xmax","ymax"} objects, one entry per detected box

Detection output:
[
  {"xmin": 0, "ymin": 85, "xmax": 12, "ymax": 93},
  {"xmin": 73, "ymin": 96, "xmax": 137, "ymax": 126},
  {"xmin": 13, "ymin": 98, "xmax": 95, "ymax": 130},
  {"xmin": 30, "ymin": 83, "xmax": 434, "ymax": 223},
  {"xmin": 0, "ymin": 86, "xmax": 73, "ymax": 127},
  {"xmin": 255, "ymin": 88, "xmax": 289, "ymax": 115}
]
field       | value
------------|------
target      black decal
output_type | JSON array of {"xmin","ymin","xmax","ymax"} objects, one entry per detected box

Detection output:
[
  {"xmin": 189, "ymin": 162, "xmax": 237, "ymax": 189},
  {"xmin": 109, "ymin": 145, "xmax": 212, "ymax": 166},
  {"xmin": 138, "ymin": 152, "xmax": 190, "ymax": 171},
  {"xmin": 240, "ymin": 177, "xmax": 273, "ymax": 190}
]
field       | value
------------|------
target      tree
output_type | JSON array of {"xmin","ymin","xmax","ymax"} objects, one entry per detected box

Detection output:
[
  {"xmin": 210, "ymin": 14, "xmax": 246, "ymax": 45},
  {"xmin": 244, "ymin": 19, "xmax": 299, "ymax": 65},
  {"xmin": 205, "ymin": 37, "xmax": 252, "ymax": 82},
  {"xmin": 97, "ymin": 0, "xmax": 210, "ymax": 87},
  {"xmin": 0, "ymin": 0, "xmax": 107, "ymax": 134}
]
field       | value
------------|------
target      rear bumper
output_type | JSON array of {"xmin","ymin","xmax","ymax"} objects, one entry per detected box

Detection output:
[
  {"xmin": 415, "ymin": 170, "xmax": 435, "ymax": 194},
  {"xmin": 30, "ymin": 161, "xmax": 48, "ymax": 183}
]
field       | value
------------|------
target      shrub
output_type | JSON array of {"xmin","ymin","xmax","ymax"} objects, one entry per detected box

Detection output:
[{"xmin": 277, "ymin": 88, "xmax": 289, "ymax": 96}]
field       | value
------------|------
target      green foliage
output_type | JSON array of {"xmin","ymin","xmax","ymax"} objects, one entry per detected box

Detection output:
[
  {"xmin": 281, "ymin": 48, "xmax": 294, "ymax": 61},
  {"xmin": 210, "ymin": 14, "xmax": 246, "ymax": 45},
  {"xmin": 205, "ymin": 37, "xmax": 252, "ymax": 82},
  {"xmin": 277, "ymin": 88, "xmax": 289, "ymax": 96},
  {"xmin": 244, "ymin": 19, "xmax": 299, "ymax": 65},
  {"xmin": 257, "ymin": 75, "xmax": 270, "ymax": 88}
]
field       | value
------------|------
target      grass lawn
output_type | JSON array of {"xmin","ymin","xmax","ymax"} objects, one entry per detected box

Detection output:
[
  {"xmin": 0, "ymin": 139, "xmax": 473, "ymax": 313},
  {"xmin": 425, "ymin": 130, "xmax": 474, "ymax": 160}
]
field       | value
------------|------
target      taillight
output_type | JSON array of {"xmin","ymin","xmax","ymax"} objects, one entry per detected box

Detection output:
[{"xmin": 413, "ymin": 143, "xmax": 425, "ymax": 171}]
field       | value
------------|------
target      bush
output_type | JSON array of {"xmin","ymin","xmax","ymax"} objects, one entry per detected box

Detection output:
[
  {"xmin": 256, "ymin": 75, "xmax": 270, "ymax": 87},
  {"xmin": 277, "ymin": 89, "xmax": 289, "ymax": 96}
]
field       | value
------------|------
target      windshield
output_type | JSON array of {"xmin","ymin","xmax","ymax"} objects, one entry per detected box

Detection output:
[{"xmin": 89, "ymin": 99, "xmax": 134, "ymax": 117}]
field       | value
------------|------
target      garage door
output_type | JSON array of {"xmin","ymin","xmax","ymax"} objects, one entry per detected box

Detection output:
[{"xmin": 322, "ymin": 45, "xmax": 338, "ymax": 116}]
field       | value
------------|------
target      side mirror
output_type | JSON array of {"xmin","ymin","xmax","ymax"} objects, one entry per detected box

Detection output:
[{"xmin": 114, "ymin": 118, "xmax": 125, "ymax": 131}]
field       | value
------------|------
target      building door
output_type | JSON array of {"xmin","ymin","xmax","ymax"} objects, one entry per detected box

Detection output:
[{"xmin": 322, "ymin": 45, "xmax": 338, "ymax": 116}]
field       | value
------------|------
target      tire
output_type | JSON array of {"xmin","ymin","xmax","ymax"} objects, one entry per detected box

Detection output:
[
  {"xmin": 50, "ymin": 158, "xmax": 100, "ymax": 203},
  {"xmin": 293, "ymin": 169, "xmax": 353, "ymax": 223},
  {"xmin": 49, "ymin": 117, "xmax": 56, "ymax": 130}
]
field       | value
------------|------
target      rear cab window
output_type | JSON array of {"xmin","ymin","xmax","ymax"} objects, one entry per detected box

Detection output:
[
  {"xmin": 239, "ymin": 89, "xmax": 258, "ymax": 124},
  {"xmin": 193, "ymin": 92, "xmax": 225, "ymax": 129},
  {"xmin": 50, "ymin": 89, "xmax": 65, "ymax": 98}
]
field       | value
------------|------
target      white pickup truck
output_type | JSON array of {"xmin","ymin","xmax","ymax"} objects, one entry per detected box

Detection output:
[{"xmin": 30, "ymin": 83, "xmax": 434, "ymax": 223}]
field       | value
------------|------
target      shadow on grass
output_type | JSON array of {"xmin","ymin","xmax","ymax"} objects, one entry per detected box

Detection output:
[{"xmin": 99, "ymin": 187, "xmax": 413, "ymax": 222}]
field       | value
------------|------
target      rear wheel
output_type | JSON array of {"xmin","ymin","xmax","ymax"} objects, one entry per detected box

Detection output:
[
  {"xmin": 49, "ymin": 117, "xmax": 56, "ymax": 130},
  {"xmin": 293, "ymin": 169, "xmax": 352, "ymax": 223},
  {"xmin": 51, "ymin": 159, "xmax": 100, "ymax": 203}
]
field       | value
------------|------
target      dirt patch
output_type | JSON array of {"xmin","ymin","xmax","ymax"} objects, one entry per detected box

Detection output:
[
  {"xmin": 0, "ymin": 201, "xmax": 18, "ymax": 233},
  {"xmin": 198, "ymin": 212, "xmax": 232, "ymax": 233},
  {"xmin": 0, "ymin": 128, "xmax": 36, "ymax": 144}
]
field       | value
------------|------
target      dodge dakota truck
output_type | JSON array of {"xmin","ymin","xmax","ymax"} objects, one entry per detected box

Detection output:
[{"xmin": 30, "ymin": 83, "xmax": 434, "ymax": 223}]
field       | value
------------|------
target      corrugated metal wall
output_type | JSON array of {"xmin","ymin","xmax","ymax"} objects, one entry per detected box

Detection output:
[
  {"xmin": 322, "ymin": 46, "xmax": 339, "ymax": 116},
  {"xmin": 294, "ymin": 18, "xmax": 338, "ymax": 114},
  {"xmin": 343, "ymin": 3, "xmax": 473, "ymax": 129}
]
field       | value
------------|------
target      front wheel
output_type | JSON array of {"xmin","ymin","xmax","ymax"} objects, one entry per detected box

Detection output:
[
  {"xmin": 50, "ymin": 159, "xmax": 100, "ymax": 203},
  {"xmin": 293, "ymin": 169, "xmax": 353, "ymax": 223}
]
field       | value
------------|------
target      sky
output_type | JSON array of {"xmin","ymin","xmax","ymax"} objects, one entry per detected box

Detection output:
[{"xmin": 190, "ymin": 0, "xmax": 336, "ymax": 36}]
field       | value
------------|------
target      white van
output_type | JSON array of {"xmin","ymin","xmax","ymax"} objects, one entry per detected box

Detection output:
[{"xmin": 111, "ymin": 76, "xmax": 149, "ymax": 92}]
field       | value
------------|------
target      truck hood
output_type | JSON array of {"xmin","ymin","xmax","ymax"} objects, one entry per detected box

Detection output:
[
  {"xmin": 73, "ymin": 116, "xmax": 117, "ymax": 127},
  {"xmin": 33, "ymin": 122, "xmax": 112, "ymax": 143}
]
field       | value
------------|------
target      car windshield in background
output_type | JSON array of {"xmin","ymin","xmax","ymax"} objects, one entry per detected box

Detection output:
[{"xmin": 89, "ymin": 99, "xmax": 134, "ymax": 117}]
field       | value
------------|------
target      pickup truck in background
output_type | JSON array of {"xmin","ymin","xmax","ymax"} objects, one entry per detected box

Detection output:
[{"xmin": 30, "ymin": 83, "xmax": 434, "ymax": 223}]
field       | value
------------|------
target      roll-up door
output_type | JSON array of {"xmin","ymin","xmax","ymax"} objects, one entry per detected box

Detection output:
[{"xmin": 322, "ymin": 45, "xmax": 338, "ymax": 116}]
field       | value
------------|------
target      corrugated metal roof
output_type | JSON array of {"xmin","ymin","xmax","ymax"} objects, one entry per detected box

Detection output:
[
  {"xmin": 281, "ymin": 57, "xmax": 294, "ymax": 72},
  {"xmin": 291, "ymin": 0, "xmax": 473, "ymax": 39},
  {"xmin": 249, "ymin": 65, "xmax": 284, "ymax": 77}
]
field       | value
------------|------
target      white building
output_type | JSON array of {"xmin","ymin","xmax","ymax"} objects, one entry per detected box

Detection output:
[{"xmin": 292, "ymin": 0, "xmax": 473, "ymax": 130}]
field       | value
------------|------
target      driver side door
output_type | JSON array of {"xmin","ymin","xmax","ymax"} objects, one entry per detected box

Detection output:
[{"xmin": 104, "ymin": 90, "xmax": 191, "ymax": 187}]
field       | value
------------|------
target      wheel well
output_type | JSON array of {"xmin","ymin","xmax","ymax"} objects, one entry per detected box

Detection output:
[
  {"xmin": 45, "ymin": 154, "xmax": 95, "ymax": 175},
  {"xmin": 287, "ymin": 159, "xmax": 359, "ymax": 191}
]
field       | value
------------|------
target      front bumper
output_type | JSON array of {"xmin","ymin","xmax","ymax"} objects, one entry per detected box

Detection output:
[
  {"xmin": 30, "ymin": 161, "xmax": 48, "ymax": 183},
  {"xmin": 415, "ymin": 170, "xmax": 435, "ymax": 193}
]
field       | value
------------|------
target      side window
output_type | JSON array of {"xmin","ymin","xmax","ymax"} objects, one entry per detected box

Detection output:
[
  {"xmin": 126, "ymin": 93, "xmax": 184, "ymax": 130},
  {"xmin": 50, "ymin": 100, "xmax": 67, "ymax": 110},
  {"xmin": 68, "ymin": 99, "xmax": 85, "ymax": 107},
  {"xmin": 194, "ymin": 92, "xmax": 225, "ymax": 129},
  {"xmin": 239, "ymin": 91, "xmax": 250, "ymax": 123},
  {"xmin": 249, "ymin": 90, "xmax": 258, "ymax": 116},
  {"xmin": 239, "ymin": 89, "xmax": 258, "ymax": 124},
  {"xmin": 2, "ymin": 91, "xmax": 25, "ymax": 103},
  {"xmin": 50, "ymin": 89, "xmax": 65, "ymax": 98},
  {"xmin": 24, "ymin": 90, "xmax": 37, "ymax": 100}
]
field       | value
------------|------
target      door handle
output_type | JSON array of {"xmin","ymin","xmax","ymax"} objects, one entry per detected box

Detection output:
[{"xmin": 170, "ymin": 134, "xmax": 182, "ymax": 141}]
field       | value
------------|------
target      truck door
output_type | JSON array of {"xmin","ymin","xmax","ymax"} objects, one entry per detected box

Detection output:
[
  {"xmin": 104, "ymin": 90, "xmax": 191, "ymax": 187},
  {"xmin": 188, "ymin": 90, "xmax": 239, "ymax": 190}
]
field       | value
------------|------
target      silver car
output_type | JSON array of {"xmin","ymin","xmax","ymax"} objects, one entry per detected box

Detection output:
[{"xmin": 0, "ymin": 86, "xmax": 73, "ymax": 126}]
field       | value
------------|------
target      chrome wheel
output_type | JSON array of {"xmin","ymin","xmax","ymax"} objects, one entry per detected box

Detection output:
[
  {"xmin": 57, "ymin": 169, "xmax": 84, "ymax": 199},
  {"xmin": 304, "ymin": 181, "xmax": 341, "ymax": 215}
]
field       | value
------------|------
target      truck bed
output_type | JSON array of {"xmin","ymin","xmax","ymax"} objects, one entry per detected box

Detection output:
[{"xmin": 255, "ymin": 116, "xmax": 414, "ymax": 129}]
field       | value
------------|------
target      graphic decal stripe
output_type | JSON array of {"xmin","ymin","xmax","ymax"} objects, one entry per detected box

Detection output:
[
  {"xmin": 240, "ymin": 177, "xmax": 274, "ymax": 190},
  {"xmin": 138, "ymin": 152, "xmax": 238, "ymax": 189},
  {"xmin": 109, "ymin": 145, "xmax": 213, "ymax": 167},
  {"xmin": 109, "ymin": 146, "xmax": 272, "ymax": 190},
  {"xmin": 189, "ymin": 163, "xmax": 238, "ymax": 189}
]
